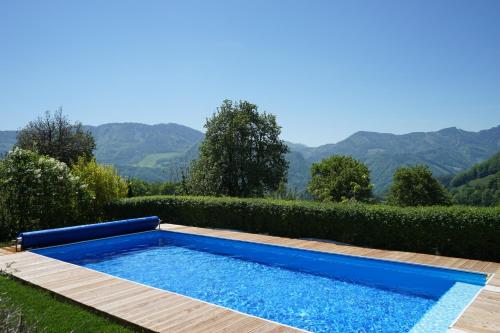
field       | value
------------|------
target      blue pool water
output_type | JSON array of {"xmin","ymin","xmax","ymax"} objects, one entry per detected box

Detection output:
[{"xmin": 33, "ymin": 231, "xmax": 485, "ymax": 333}]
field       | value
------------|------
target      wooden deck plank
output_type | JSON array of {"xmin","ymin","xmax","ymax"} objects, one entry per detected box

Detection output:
[{"xmin": 148, "ymin": 303, "xmax": 225, "ymax": 331}]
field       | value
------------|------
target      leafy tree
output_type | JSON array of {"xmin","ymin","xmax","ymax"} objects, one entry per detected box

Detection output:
[
  {"xmin": 388, "ymin": 165, "xmax": 451, "ymax": 206},
  {"xmin": 307, "ymin": 155, "xmax": 373, "ymax": 202},
  {"xmin": 72, "ymin": 158, "xmax": 128, "ymax": 214},
  {"xmin": 0, "ymin": 148, "xmax": 92, "ymax": 239},
  {"xmin": 186, "ymin": 100, "xmax": 289, "ymax": 197},
  {"xmin": 16, "ymin": 108, "xmax": 95, "ymax": 166}
]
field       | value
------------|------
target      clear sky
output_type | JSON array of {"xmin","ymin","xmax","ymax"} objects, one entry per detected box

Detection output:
[{"xmin": 1, "ymin": 0, "xmax": 499, "ymax": 146}]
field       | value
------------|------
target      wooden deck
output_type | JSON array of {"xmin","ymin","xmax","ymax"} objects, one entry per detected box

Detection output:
[{"xmin": 0, "ymin": 224, "xmax": 498, "ymax": 333}]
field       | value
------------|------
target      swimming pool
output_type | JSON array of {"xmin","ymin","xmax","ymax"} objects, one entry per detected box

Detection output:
[{"xmin": 33, "ymin": 230, "xmax": 486, "ymax": 333}]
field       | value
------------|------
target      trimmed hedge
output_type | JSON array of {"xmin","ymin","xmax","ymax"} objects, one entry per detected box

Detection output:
[{"xmin": 105, "ymin": 196, "xmax": 500, "ymax": 262}]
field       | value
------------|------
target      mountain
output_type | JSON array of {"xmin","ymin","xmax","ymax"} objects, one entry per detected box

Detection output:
[
  {"xmin": 289, "ymin": 126, "xmax": 500, "ymax": 194},
  {"xmin": 85, "ymin": 123, "xmax": 204, "ymax": 165},
  {"xmin": 446, "ymin": 152, "xmax": 500, "ymax": 206},
  {"xmin": 83, "ymin": 123, "xmax": 204, "ymax": 182},
  {"xmin": 1, "ymin": 123, "xmax": 499, "ymax": 195}
]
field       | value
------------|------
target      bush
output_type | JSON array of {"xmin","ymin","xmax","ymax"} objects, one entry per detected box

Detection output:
[
  {"xmin": 0, "ymin": 148, "xmax": 93, "ymax": 240},
  {"xmin": 72, "ymin": 158, "xmax": 128, "ymax": 215},
  {"xmin": 105, "ymin": 195, "xmax": 500, "ymax": 262}
]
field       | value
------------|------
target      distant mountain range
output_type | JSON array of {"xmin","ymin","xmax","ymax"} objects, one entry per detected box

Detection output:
[{"xmin": 1, "ymin": 123, "xmax": 499, "ymax": 195}]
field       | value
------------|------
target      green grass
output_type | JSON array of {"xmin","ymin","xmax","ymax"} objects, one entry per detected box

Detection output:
[{"xmin": 0, "ymin": 274, "xmax": 136, "ymax": 333}]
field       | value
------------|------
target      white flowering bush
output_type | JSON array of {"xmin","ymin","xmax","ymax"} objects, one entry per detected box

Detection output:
[{"xmin": 0, "ymin": 148, "xmax": 93, "ymax": 239}]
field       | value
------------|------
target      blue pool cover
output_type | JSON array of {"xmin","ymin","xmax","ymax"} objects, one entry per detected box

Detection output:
[{"xmin": 19, "ymin": 216, "xmax": 160, "ymax": 249}]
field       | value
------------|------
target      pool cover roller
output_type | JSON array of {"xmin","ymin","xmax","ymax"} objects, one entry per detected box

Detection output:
[{"xmin": 19, "ymin": 216, "xmax": 160, "ymax": 249}]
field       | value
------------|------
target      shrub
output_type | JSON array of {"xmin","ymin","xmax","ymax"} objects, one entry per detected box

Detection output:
[
  {"xmin": 105, "ymin": 195, "xmax": 500, "ymax": 262},
  {"xmin": 0, "ymin": 148, "xmax": 93, "ymax": 239},
  {"xmin": 72, "ymin": 158, "xmax": 128, "ymax": 215}
]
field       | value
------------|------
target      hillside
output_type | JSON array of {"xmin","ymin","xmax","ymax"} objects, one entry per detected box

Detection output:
[
  {"xmin": 1, "ymin": 123, "xmax": 499, "ymax": 195},
  {"xmin": 85, "ymin": 123, "xmax": 204, "ymax": 166},
  {"xmin": 286, "ymin": 126, "xmax": 500, "ymax": 194},
  {"xmin": 447, "ymin": 152, "xmax": 500, "ymax": 206}
]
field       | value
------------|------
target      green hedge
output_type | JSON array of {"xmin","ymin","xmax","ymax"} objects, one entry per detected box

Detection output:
[{"xmin": 105, "ymin": 196, "xmax": 500, "ymax": 262}]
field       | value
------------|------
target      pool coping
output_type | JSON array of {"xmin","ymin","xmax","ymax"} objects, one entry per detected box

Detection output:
[{"xmin": 0, "ymin": 224, "xmax": 498, "ymax": 332}]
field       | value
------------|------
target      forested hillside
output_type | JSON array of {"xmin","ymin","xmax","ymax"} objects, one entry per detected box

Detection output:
[{"xmin": 447, "ymin": 152, "xmax": 500, "ymax": 206}]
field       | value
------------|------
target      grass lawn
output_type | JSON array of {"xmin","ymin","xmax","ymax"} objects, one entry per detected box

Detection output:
[
  {"xmin": 0, "ymin": 274, "xmax": 136, "ymax": 332},
  {"xmin": 0, "ymin": 240, "xmax": 13, "ymax": 248}
]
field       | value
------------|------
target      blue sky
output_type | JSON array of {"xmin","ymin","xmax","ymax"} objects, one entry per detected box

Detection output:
[{"xmin": 1, "ymin": 0, "xmax": 499, "ymax": 146}]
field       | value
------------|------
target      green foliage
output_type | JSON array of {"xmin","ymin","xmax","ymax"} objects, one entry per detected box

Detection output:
[
  {"xmin": 0, "ymin": 275, "xmax": 133, "ymax": 333},
  {"xmin": 448, "ymin": 152, "xmax": 500, "ymax": 206},
  {"xmin": 186, "ymin": 100, "xmax": 289, "ymax": 197},
  {"xmin": 16, "ymin": 109, "xmax": 95, "ymax": 166},
  {"xmin": 450, "ymin": 152, "xmax": 500, "ymax": 188},
  {"xmin": 72, "ymin": 158, "xmax": 128, "ymax": 215},
  {"xmin": 307, "ymin": 155, "xmax": 372, "ymax": 202},
  {"xmin": 126, "ymin": 178, "xmax": 181, "ymax": 197},
  {"xmin": 105, "ymin": 195, "xmax": 500, "ymax": 262},
  {"xmin": 267, "ymin": 180, "xmax": 300, "ymax": 200},
  {"xmin": 451, "ymin": 172, "xmax": 500, "ymax": 206},
  {"xmin": 0, "ymin": 148, "xmax": 92, "ymax": 239},
  {"xmin": 388, "ymin": 165, "xmax": 451, "ymax": 206}
]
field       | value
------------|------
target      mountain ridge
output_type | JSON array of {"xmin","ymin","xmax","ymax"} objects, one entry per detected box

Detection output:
[{"xmin": 1, "ymin": 123, "xmax": 499, "ymax": 195}]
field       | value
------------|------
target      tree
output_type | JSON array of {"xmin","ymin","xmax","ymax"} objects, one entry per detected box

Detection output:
[
  {"xmin": 16, "ymin": 108, "xmax": 95, "ymax": 166},
  {"xmin": 72, "ymin": 158, "xmax": 128, "ymax": 214},
  {"xmin": 187, "ymin": 100, "xmax": 289, "ymax": 197},
  {"xmin": 388, "ymin": 165, "xmax": 451, "ymax": 206},
  {"xmin": 307, "ymin": 155, "xmax": 373, "ymax": 202},
  {"xmin": 0, "ymin": 148, "xmax": 92, "ymax": 239}
]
